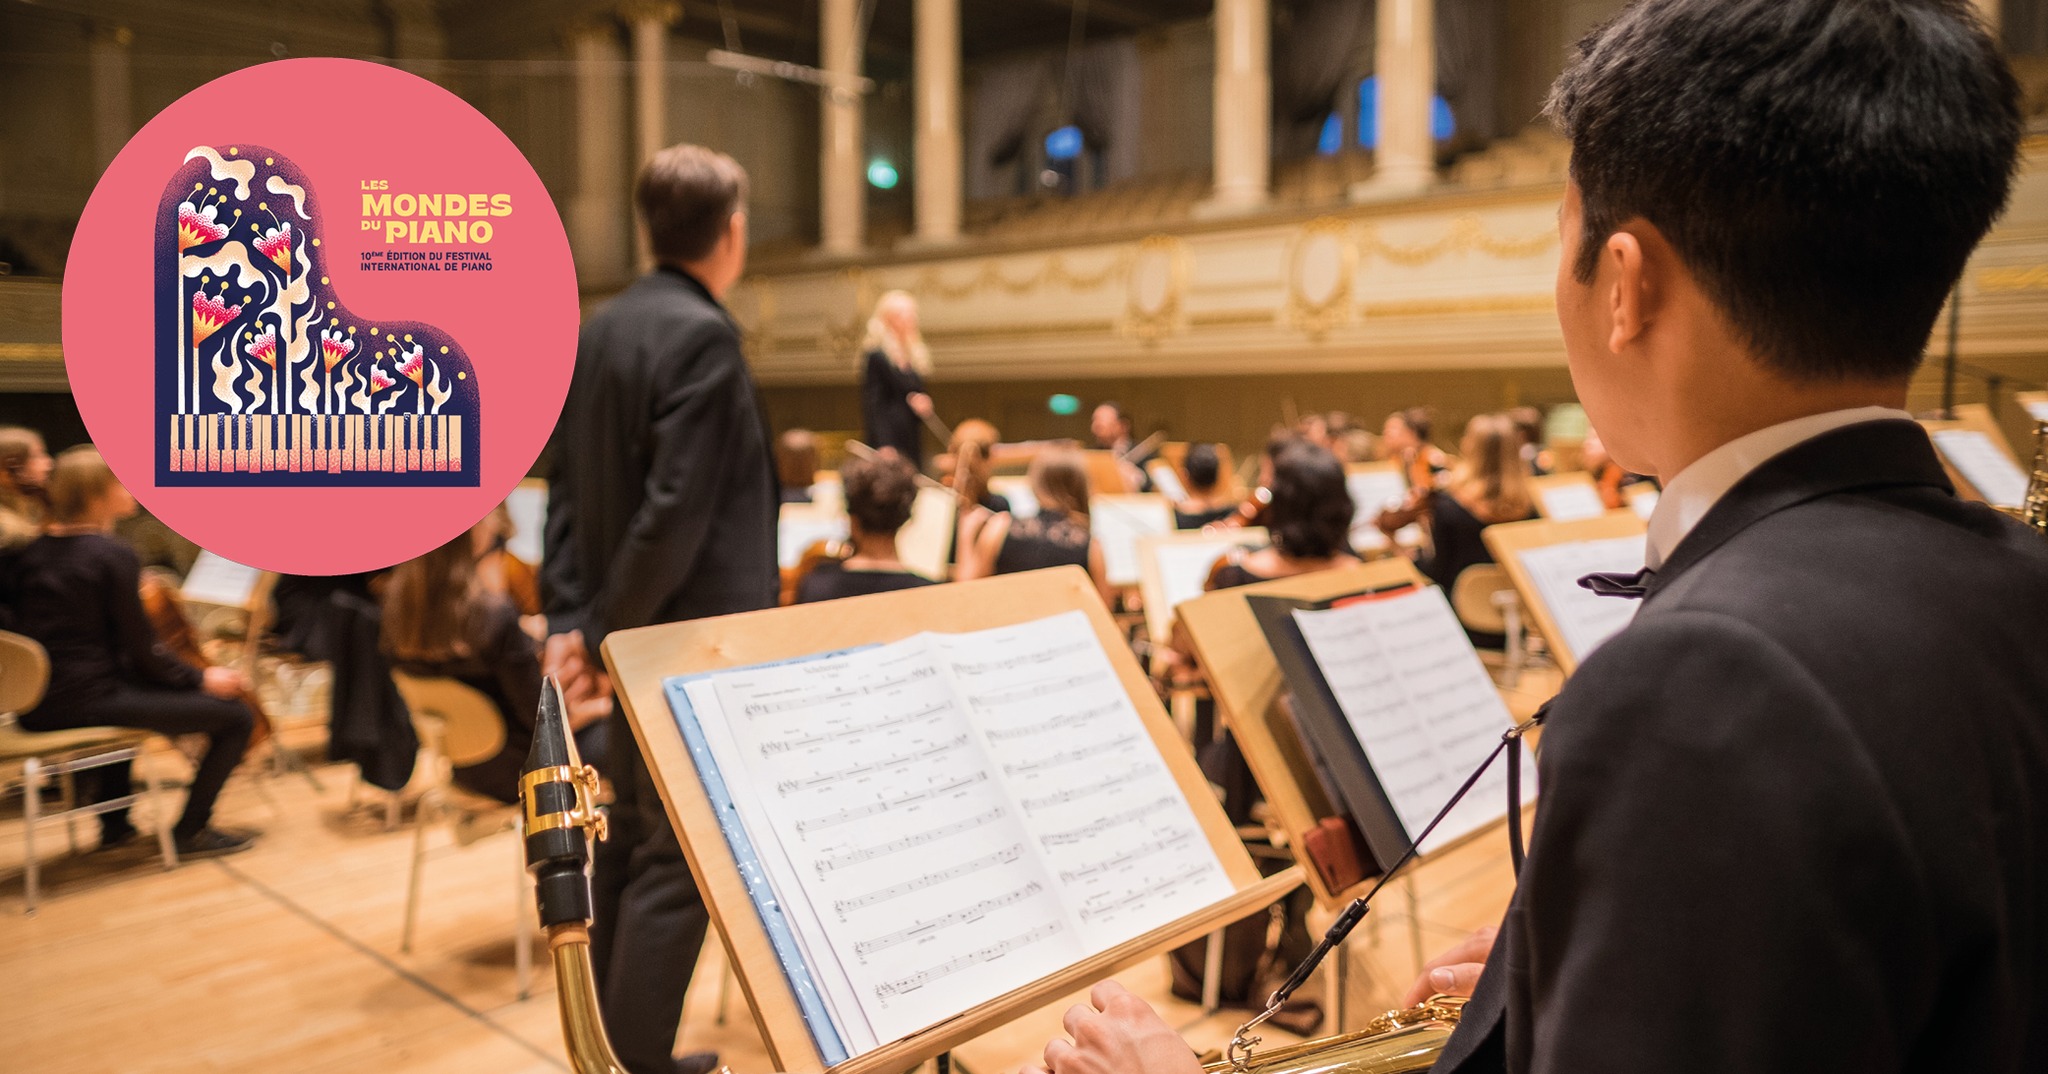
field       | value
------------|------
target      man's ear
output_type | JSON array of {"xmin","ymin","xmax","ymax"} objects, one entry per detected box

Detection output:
[{"xmin": 1604, "ymin": 228, "xmax": 1649, "ymax": 355}]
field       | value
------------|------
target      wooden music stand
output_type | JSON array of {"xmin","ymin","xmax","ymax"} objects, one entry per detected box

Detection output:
[
  {"xmin": 1135, "ymin": 529, "xmax": 1268, "ymax": 649},
  {"xmin": 1083, "ymin": 450, "xmax": 1135, "ymax": 495},
  {"xmin": 603, "ymin": 567, "xmax": 1301, "ymax": 1074},
  {"xmin": 1529, "ymin": 471, "xmax": 1606, "ymax": 521},
  {"xmin": 1482, "ymin": 510, "xmax": 1647, "ymax": 677},
  {"xmin": 1176, "ymin": 560, "xmax": 1428, "ymax": 910}
]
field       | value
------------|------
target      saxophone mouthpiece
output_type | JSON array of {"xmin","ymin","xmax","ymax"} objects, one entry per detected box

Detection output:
[{"xmin": 522, "ymin": 676, "xmax": 602, "ymax": 930}]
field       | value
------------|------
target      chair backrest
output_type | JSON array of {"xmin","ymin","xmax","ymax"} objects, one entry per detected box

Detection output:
[
  {"xmin": 0, "ymin": 630, "xmax": 51, "ymax": 717},
  {"xmin": 390, "ymin": 672, "xmax": 506, "ymax": 769},
  {"xmin": 1449, "ymin": 563, "xmax": 1515, "ymax": 637}
]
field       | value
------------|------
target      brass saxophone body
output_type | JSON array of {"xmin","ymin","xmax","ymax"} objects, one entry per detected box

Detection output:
[
  {"xmin": 2009, "ymin": 420, "xmax": 2048, "ymax": 535},
  {"xmin": 1203, "ymin": 996, "xmax": 1467, "ymax": 1074}
]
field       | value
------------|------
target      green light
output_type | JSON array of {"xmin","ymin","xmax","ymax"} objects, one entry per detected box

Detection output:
[
  {"xmin": 1048, "ymin": 393, "xmax": 1080, "ymax": 416},
  {"xmin": 866, "ymin": 159, "xmax": 899, "ymax": 190}
]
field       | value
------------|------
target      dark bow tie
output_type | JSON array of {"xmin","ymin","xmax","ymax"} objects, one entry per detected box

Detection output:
[{"xmin": 1578, "ymin": 567, "xmax": 1655, "ymax": 600}]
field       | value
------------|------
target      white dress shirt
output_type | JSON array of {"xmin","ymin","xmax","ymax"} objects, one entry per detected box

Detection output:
[{"xmin": 1645, "ymin": 406, "xmax": 1914, "ymax": 569}]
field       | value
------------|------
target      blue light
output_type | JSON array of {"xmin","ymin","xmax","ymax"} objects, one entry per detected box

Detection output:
[
  {"xmin": 1317, "ymin": 113, "xmax": 1343, "ymax": 156},
  {"xmin": 1044, "ymin": 125, "xmax": 1084, "ymax": 162},
  {"xmin": 866, "ymin": 159, "xmax": 898, "ymax": 189},
  {"xmin": 1355, "ymin": 77, "xmax": 1458, "ymax": 148}
]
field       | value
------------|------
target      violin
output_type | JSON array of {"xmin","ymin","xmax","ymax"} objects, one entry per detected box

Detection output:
[
  {"xmin": 1220, "ymin": 485, "xmax": 1273, "ymax": 529},
  {"xmin": 139, "ymin": 571, "xmax": 273, "ymax": 749},
  {"xmin": 1595, "ymin": 461, "xmax": 1628, "ymax": 511}
]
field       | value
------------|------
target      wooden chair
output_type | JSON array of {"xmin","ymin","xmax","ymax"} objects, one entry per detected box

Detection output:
[
  {"xmin": 390, "ymin": 671, "xmax": 532, "ymax": 998},
  {"xmin": 0, "ymin": 630, "xmax": 179, "ymax": 914},
  {"xmin": 1450, "ymin": 564, "xmax": 1529, "ymax": 688}
]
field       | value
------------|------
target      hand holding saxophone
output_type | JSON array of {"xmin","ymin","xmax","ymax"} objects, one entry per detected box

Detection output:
[
  {"xmin": 1401, "ymin": 925, "xmax": 1496, "ymax": 1007},
  {"xmin": 1028, "ymin": 981, "xmax": 1203, "ymax": 1074}
]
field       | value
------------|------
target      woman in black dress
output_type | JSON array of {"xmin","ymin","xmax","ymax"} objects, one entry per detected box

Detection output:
[
  {"xmin": 958, "ymin": 448, "xmax": 1112, "ymax": 603},
  {"xmin": 859, "ymin": 290, "xmax": 936, "ymax": 468}
]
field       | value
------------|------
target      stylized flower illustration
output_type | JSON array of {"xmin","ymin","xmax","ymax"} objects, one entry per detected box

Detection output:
[
  {"xmin": 177, "ymin": 200, "xmax": 230, "ymax": 252},
  {"xmin": 246, "ymin": 326, "xmax": 278, "ymax": 368},
  {"xmin": 253, "ymin": 222, "xmax": 293, "ymax": 272},
  {"xmin": 320, "ymin": 327, "xmax": 355, "ymax": 372},
  {"xmin": 191, "ymin": 289, "xmax": 243, "ymax": 347},
  {"xmin": 396, "ymin": 343, "xmax": 426, "ymax": 386},
  {"xmin": 369, "ymin": 366, "xmax": 396, "ymax": 394}
]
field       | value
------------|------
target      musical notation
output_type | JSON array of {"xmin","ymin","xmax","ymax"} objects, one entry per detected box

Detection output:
[
  {"xmin": 1038, "ymin": 797, "xmax": 1176, "ymax": 847},
  {"xmin": 1517, "ymin": 534, "xmax": 1647, "ymax": 663},
  {"xmin": 833, "ymin": 845, "xmax": 1025, "ymax": 917},
  {"xmin": 982, "ymin": 701, "xmax": 1123, "ymax": 741},
  {"xmin": 853, "ymin": 882, "xmax": 1046, "ymax": 959},
  {"xmin": 947, "ymin": 640, "xmax": 1091, "ymax": 676},
  {"xmin": 971, "ymin": 672, "xmax": 1113, "ymax": 709},
  {"xmin": 742, "ymin": 665, "xmax": 940, "ymax": 716},
  {"xmin": 796, "ymin": 773, "xmax": 990, "ymax": 833},
  {"xmin": 165, "ymin": 412, "xmax": 464, "ymax": 475},
  {"xmin": 1076, "ymin": 863, "xmax": 1213, "ymax": 921},
  {"xmin": 815, "ymin": 807, "xmax": 1007, "ymax": 875},
  {"xmin": 762, "ymin": 702, "xmax": 952, "ymax": 755},
  {"xmin": 1058, "ymin": 829, "xmax": 1194, "ymax": 884},
  {"xmin": 1019, "ymin": 765, "xmax": 1150, "ymax": 810},
  {"xmin": 776, "ymin": 734, "xmax": 972, "ymax": 794},
  {"xmin": 874, "ymin": 922, "xmax": 1066, "ymax": 1000},
  {"xmin": 1002, "ymin": 733, "xmax": 1141, "ymax": 776}
]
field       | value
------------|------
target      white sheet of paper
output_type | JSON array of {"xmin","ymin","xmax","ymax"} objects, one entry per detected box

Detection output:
[
  {"xmin": 180, "ymin": 550, "xmax": 262, "ymax": 608},
  {"xmin": 990, "ymin": 477, "xmax": 1038, "ymax": 519},
  {"xmin": 1091, "ymin": 496, "xmax": 1175, "ymax": 586},
  {"xmin": 1537, "ymin": 480, "xmax": 1606, "ymax": 521},
  {"xmin": 681, "ymin": 612, "xmax": 1233, "ymax": 1048},
  {"xmin": 1290, "ymin": 589, "xmax": 1531, "ymax": 851},
  {"xmin": 1346, "ymin": 470, "xmax": 1409, "ymax": 531},
  {"xmin": 1147, "ymin": 461, "xmax": 1190, "ymax": 505},
  {"xmin": 1516, "ymin": 534, "xmax": 1648, "ymax": 663},
  {"xmin": 2024, "ymin": 400, "xmax": 2048, "ymax": 423},
  {"xmin": 502, "ymin": 484, "xmax": 547, "ymax": 565},
  {"xmin": 779, "ymin": 509, "xmax": 851, "ymax": 569},
  {"xmin": 897, "ymin": 486, "xmax": 958, "ymax": 580},
  {"xmin": 1932, "ymin": 429, "xmax": 2029, "ymax": 508},
  {"xmin": 1149, "ymin": 539, "xmax": 1240, "ymax": 632}
]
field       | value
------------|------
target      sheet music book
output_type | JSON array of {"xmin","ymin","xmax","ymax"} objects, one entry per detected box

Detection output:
[
  {"xmin": 1516, "ymin": 534, "xmax": 1647, "ymax": 661},
  {"xmin": 664, "ymin": 610, "xmax": 1235, "ymax": 1056},
  {"xmin": 1249, "ymin": 586, "xmax": 1533, "ymax": 873},
  {"xmin": 1536, "ymin": 479, "xmax": 1606, "ymax": 521},
  {"xmin": 1931, "ymin": 429, "xmax": 2030, "ymax": 508},
  {"xmin": 1090, "ymin": 495, "xmax": 1175, "ymax": 586},
  {"xmin": 504, "ymin": 481, "xmax": 547, "ymax": 565},
  {"xmin": 180, "ymin": 550, "xmax": 262, "ymax": 607}
]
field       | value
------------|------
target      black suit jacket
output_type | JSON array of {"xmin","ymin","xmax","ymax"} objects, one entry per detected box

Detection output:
[
  {"xmin": 1435, "ymin": 419, "xmax": 2048, "ymax": 1074},
  {"xmin": 541, "ymin": 267, "xmax": 779, "ymax": 647}
]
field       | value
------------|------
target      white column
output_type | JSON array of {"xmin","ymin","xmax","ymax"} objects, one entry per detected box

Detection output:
[
  {"xmin": 88, "ymin": 24, "xmax": 134, "ymax": 171},
  {"xmin": 567, "ymin": 23, "xmax": 633, "ymax": 286},
  {"xmin": 626, "ymin": 3, "xmax": 679, "ymax": 271},
  {"xmin": 912, "ymin": 0, "xmax": 963, "ymax": 245},
  {"xmin": 1200, "ymin": 0, "xmax": 1270, "ymax": 215},
  {"xmin": 819, "ymin": 0, "xmax": 867, "ymax": 256},
  {"xmin": 1354, "ymin": 0, "xmax": 1435, "ymax": 199}
]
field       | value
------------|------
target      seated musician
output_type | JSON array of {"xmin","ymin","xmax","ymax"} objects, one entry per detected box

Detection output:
[
  {"xmin": 1582, "ymin": 425, "xmax": 1652, "ymax": 510},
  {"xmin": 946, "ymin": 419, "xmax": 1011, "ymax": 564},
  {"xmin": 1036, "ymin": 2, "xmax": 2048, "ymax": 1072},
  {"xmin": 1091, "ymin": 401, "xmax": 1155, "ymax": 491},
  {"xmin": 1207, "ymin": 440, "xmax": 1359, "ymax": 590},
  {"xmin": 794, "ymin": 451, "xmax": 935, "ymax": 603},
  {"xmin": 1507, "ymin": 405, "xmax": 1549, "ymax": 476},
  {"xmin": 959, "ymin": 447, "xmax": 1112, "ymax": 603},
  {"xmin": 5, "ymin": 447, "xmax": 256, "ymax": 857},
  {"xmin": 0, "ymin": 425, "xmax": 53, "ymax": 550},
  {"xmin": 1172, "ymin": 443, "xmax": 1242, "ymax": 530},
  {"xmin": 1380, "ymin": 405, "xmax": 1449, "ymax": 477},
  {"xmin": 1376, "ymin": 412, "xmax": 1536, "ymax": 599},
  {"xmin": 381, "ymin": 518, "xmax": 606, "ymax": 804},
  {"xmin": 776, "ymin": 428, "xmax": 820, "ymax": 505}
]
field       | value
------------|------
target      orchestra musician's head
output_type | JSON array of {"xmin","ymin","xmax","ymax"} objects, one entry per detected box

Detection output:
[
  {"xmin": 45, "ymin": 446, "xmax": 136, "ymax": 529},
  {"xmin": 1266, "ymin": 440, "xmax": 1354, "ymax": 562},
  {"xmin": 842, "ymin": 451, "xmax": 920, "ymax": 544},
  {"xmin": 1090, "ymin": 403, "xmax": 1132, "ymax": 449},
  {"xmin": 636, "ymin": 143, "xmax": 749, "ymax": 298},
  {"xmin": 1381, "ymin": 407, "xmax": 1433, "ymax": 456},
  {"xmin": 1452, "ymin": 413, "xmax": 1536, "ymax": 525},
  {"xmin": 948, "ymin": 419, "xmax": 1001, "ymax": 504},
  {"xmin": 0, "ymin": 426, "xmax": 53, "ymax": 500},
  {"xmin": 1183, "ymin": 443, "xmax": 1223, "ymax": 495},
  {"xmin": 1548, "ymin": 0, "xmax": 2020, "ymax": 480},
  {"xmin": 1030, "ymin": 448, "xmax": 1093, "ymax": 522},
  {"xmin": 776, "ymin": 429, "xmax": 820, "ymax": 491}
]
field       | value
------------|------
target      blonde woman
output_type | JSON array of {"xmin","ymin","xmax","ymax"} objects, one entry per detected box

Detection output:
[
  {"xmin": 1377, "ymin": 412, "xmax": 1537, "ymax": 597},
  {"xmin": 859, "ymin": 290, "xmax": 936, "ymax": 467}
]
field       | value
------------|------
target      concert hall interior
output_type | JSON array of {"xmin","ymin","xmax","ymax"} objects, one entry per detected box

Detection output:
[{"xmin": 5, "ymin": 2, "xmax": 2048, "ymax": 1074}]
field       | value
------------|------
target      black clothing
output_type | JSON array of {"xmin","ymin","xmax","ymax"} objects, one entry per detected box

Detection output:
[
  {"xmin": 8, "ymin": 534, "xmax": 251, "ymax": 838},
  {"xmin": 861, "ymin": 349, "xmax": 926, "ymax": 467},
  {"xmin": 1419, "ymin": 494, "xmax": 1533, "ymax": 594},
  {"xmin": 324, "ymin": 591, "xmax": 417, "ymax": 792},
  {"xmin": 993, "ymin": 509, "xmax": 1092, "ymax": 575},
  {"xmin": 1176, "ymin": 504, "xmax": 1240, "ymax": 530},
  {"xmin": 780, "ymin": 487, "xmax": 813, "ymax": 505},
  {"xmin": 388, "ymin": 596, "xmax": 539, "ymax": 804},
  {"xmin": 542, "ymin": 265, "xmax": 779, "ymax": 1074},
  {"xmin": 794, "ymin": 561, "xmax": 934, "ymax": 604},
  {"xmin": 1436, "ymin": 420, "xmax": 2048, "ymax": 1074}
]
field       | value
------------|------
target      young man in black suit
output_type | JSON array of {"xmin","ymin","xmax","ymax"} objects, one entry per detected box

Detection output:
[
  {"xmin": 1036, "ymin": 2, "xmax": 2048, "ymax": 1072},
  {"xmin": 540, "ymin": 144, "xmax": 779, "ymax": 1074}
]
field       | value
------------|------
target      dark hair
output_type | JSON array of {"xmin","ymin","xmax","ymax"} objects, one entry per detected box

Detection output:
[
  {"xmin": 1032, "ymin": 449, "xmax": 1092, "ymax": 521},
  {"xmin": 1389, "ymin": 407, "xmax": 1433, "ymax": 444},
  {"xmin": 1506, "ymin": 406, "xmax": 1544, "ymax": 449},
  {"xmin": 1266, "ymin": 441, "xmax": 1353, "ymax": 561},
  {"xmin": 1549, "ymin": 0, "xmax": 2020, "ymax": 381},
  {"xmin": 382, "ymin": 532, "xmax": 480, "ymax": 664},
  {"xmin": 842, "ymin": 453, "xmax": 919, "ymax": 537},
  {"xmin": 776, "ymin": 428, "xmax": 819, "ymax": 489},
  {"xmin": 1184, "ymin": 443, "xmax": 1221, "ymax": 491},
  {"xmin": 636, "ymin": 144, "xmax": 749, "ymax": 263}
]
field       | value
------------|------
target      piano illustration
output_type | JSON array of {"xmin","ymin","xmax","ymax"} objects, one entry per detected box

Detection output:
[{"xmin": 156, "ymin": 144, "xmax": 480, "ymax": 486}]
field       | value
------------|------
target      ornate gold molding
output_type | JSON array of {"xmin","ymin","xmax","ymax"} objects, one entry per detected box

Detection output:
[
  {"xmin": 1286, "ymin": 216, "xmax": 1357, "ymax": 341},
  {"xmin": 1118, "ymin": 235, "xmax": 1188, "ymax": 344},
  {"xmin": 1360, "ymin": 294, "xmax": 1555, "ymax": 318},
  {"xmin": 1358, "ymin": 214, "xmax": 1557, "ymax": 266}
]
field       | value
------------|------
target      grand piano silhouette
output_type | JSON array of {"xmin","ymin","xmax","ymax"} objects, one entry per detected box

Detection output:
[{"xmin": 156, "ymin": 144, "xmax": 480, "ymax": 486}]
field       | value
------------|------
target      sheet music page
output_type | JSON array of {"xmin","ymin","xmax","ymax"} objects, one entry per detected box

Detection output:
[
  {"xmin": 1289, "ymin": 589, "xmax": 1530, "ymax": 851},
  {"xmin": 1147, "ymin": 461, "xmax": 1189, "ymax": 503},
  {"xmin": 503, "ymin": 483, "xmax": 546, "ymax": 565},
  {"xmin": 990, "ymin": 476, "xmax": 1039, "ymax": 519},
  {"xmin": 1150, "ymin": 539, "xmax": 1240, "ymax": 625},
  {"xmin": 1538, "ymin": 480, "xmax": 1607, "ymax": 521},
  {"xmin": 179, "ymin": 550, "xmax": 261, "ymax": 607},
  {"xmin": 2025, "ymin": 399, "xmax": 2048, "ymax": 423},
  {"xmin": 1091, "ymin": 496, "xmax": 1175, "ymax": 586},
  {"xmin": 1932, "ymin": 429, "xmax": 2029, "ymax": 507},
  {"xmin": 1346, "ymin": 469, "xmax": 1421, "ymax": 551},
  {"xmin": 695, "ymin": 635, "xmax": 1084, "ymax": 1045},
  {"xmin": 1516, "ymin": 534, "xmax": 1648, "ymax": 662},
  {"xmin": 896, "ymin": 487, "xmax": 958, "ymax": 580},
  {"xmin": 778, "ymin": 509, "xmax": 851, "ymax": 569},
  {"xmin": 933, "ymin": 611, "xmax": 1236, "ymax": 947}
]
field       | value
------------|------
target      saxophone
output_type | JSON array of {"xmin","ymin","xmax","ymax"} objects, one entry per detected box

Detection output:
[
  {"xmin": 2007, "ymin": 420, "xmax": 2048, "ymax": 536},
  {"xmin": 520, "ymin": 678, "xmax": 1468, "ymax": 1074}
]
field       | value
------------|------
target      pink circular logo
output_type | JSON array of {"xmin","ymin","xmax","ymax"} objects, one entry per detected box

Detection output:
[{"xmin": 64, "ymin": 58, "xmax": 579, "ymax": 575}]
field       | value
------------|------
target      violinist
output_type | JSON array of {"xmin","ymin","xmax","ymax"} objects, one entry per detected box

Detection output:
[
  {"xmin": 1381, "ymin": 405, "xmax": 1450, "ymax": 486},
  {"xmin": 1583, "ymin": 425, "xmax": 1652, "ymax": 510},
  {"xmin": 958, "ymin": 448, "xmax": 1113, "ymax": 605},
  {"xmin": 1091, "ymin": 401, "xmax": 1157, "ymax": 491},
  {"xmin": 1375, "ymin": 413, "xmax": 1535, "ymax": 603},
  {"xmin": 794, "ymin": 452, "xmax": 934, "ymax": 603},
  {"xmin": 1172, "ymin": 443, "xmax": 1241, "ymax": 529}
]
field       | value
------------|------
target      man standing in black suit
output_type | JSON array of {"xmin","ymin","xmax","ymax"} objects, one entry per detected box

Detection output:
[
  {"xmin": 1034, "ymin": 2, "xmax": 2048, "ymax": 1072},
  {"xmin": 541, "ymin": 144, "xmax": 778, "ymax": 1074}
]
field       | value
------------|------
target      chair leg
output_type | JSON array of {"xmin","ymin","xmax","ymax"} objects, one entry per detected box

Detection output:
[
  {"xmin": 401, "ymin": 788, "xmax": 433, "ymax": 954},
  {"xmin": 23, "ymin": 756, "xmax": 42, "ymax": 915},
  {"xmin": 141, "ymin": 752, "xmax": 180, "ymax": 871},
  {"xmin": 60, "ymin": 766, "xmax": 78, "ymax": 854},
  {"xmin": 513, "ymin": 834, "xmax": 532, "ymax": 1000}
]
